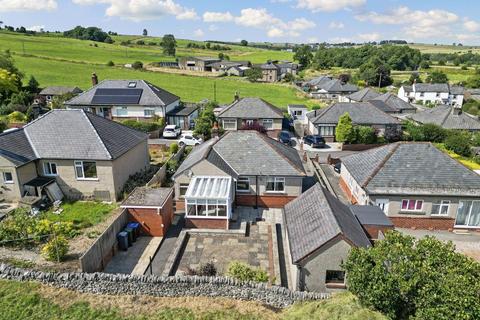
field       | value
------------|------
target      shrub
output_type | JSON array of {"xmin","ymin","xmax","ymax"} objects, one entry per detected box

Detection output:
[
  {"xmin": 421, "ymin": 123, "xmax": 447, "ymax": 143},
  {"xmin": 354, "ymin": 126, "xmax": 377, "ymax": 144},
  {"xmin": 169, "ymin": 142, "xmax": 179, "ymax": 154},
  {"xmin": 198, "ymin": 262, "xmax": 217, "ymax": 276},
  {"xmin": 7, "ymin": 111, "xmax": 27, "ymax": 122},
  {"xmin": 106, "ymin": 60, "xmax": 114, "ymax": 66},
  {"xmin": 445, "ymin": 132, "xmax": 472, "ymax": 157},
  {"xmin": 41, "ymin": 235, "xmax": 69, "ymax": 262},
  {"xmin": 122, "ymin": 119, "xmax": 160, "ymax": 132},
  {"xmin": 136, "ymin": 40, "xmax": 145, "ymax": 45},
  {"xmin": 131, "ymin": 61, "xmax": 143, "ymax": 70},
  {"xmin": 226, "ymin": 261, "xmax": 269, "ymax": 283},
  {"xmin": 335, "ymin": 112, "xmax": 354, "ymax": 143}
]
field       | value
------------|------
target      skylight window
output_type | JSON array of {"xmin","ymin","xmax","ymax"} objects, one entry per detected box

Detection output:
[{"xmin": 128, "ymin": 81, "xmax": 137, "ymax": 88}]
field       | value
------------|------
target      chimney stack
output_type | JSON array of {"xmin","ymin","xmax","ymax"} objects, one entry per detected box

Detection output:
[
  {"xmin": 211, "ymin": 121, "xmax": 219, "ymax": 138},
  {"xmin": 91, "ymin": 73, "xmax": 98, "ymax": 86}
]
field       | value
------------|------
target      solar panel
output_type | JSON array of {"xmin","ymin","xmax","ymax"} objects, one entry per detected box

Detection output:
[{"xmin": 91, "ymin": 88, "xmax": 143, "ymax": 105}]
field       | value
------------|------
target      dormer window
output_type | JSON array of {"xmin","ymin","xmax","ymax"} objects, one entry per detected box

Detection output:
[{"xmin": 128, "ymin": 82, "xmax": 137, "ymax": 88}]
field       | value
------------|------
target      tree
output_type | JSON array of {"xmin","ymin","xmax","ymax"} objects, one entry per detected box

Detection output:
[
  {"xmin": 419, "ymin": 60, "xmax": 430, "ymax": 69},
  {"xmin": 131, "ymin": 61, "xmax": 143, "ymax": 70},
  {"xmin": 27, "ymin": 76, "xmax": 39, "ymax": 93},
  {"xmin": 425, "ymin": 70, "xmax": 448, "ymax": 83},
  {"xmin": 240, "ymin": 40, "xmax": 248, "ymax": 46},
  {"xmin": 293, "ymin": 45, "xmax": 313, "ymax": 69},
  {"xmin": 354, "ymin": 126, "xmax": 377, "ymax": 144},
  {"xmin": 408, "ymin": 72, "xmax": 422, "ymax": 85},
  {"xmin": 357, "ymin": 56, "xmax": 393, "ymax": 87},
  {"xmin": 142, "ymin": 28, "xmax": 148, "ymax": 36},
  {"xmin": 344, "ymin": 231, "xmax": 480, "ymax": 320},
  {"xmin": 338, "ymin": 73, "xmax": 351, "ymax": 84},
  {"xmin": 335, "ymin": 112, "xmax": 354, "ymax": 143},
  {"xmin": 245, "ymin": 67, "xmax": 262, "ymax": 82},
  {"xmin": 445, "ymin": 132, "xmax": 472, "ymax": 157},
  {"xmin": 50, "ymin": 92, "xmax": 76, "ymax": 109},
  {"xmin": 466, "ymin": 75, "xmax": 480, "ymax": 88},
  {"xmin": 161, "ymin": 34, "xmax": 176, "ymax": 56},
  {"xmin": 194, "ymin": 102, "xmax": 217, "ymax": 139}
]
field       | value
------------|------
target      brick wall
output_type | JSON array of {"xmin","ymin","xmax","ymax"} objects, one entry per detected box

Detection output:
[
  {"xmin": 185, "ymin": 218, "xmax": 228, "ymax": 229},
  {"xmin": 339, "ymin": 177, "xmax": 358, "ymax": 204},
  {"xmin": 266, "ymin": 129, "xmax": 282, "ymax": 139},
  {"xmin": 236, "ymin": 194, "xmax": 296, "ymax": 208},
  {"xmin": 127, "ymin": 208, "xmax": 165, "ymax": 236},
  {"xmin": 175, "ymin": 200, "xmax": 185, "ymax": 211},
  {"xmin": 389, "ymin": 216, "xmax": 455, "ymax": 230},
  {"xmin": 362, "ymin": 225, "xmax": 394, "ymax": 240}
]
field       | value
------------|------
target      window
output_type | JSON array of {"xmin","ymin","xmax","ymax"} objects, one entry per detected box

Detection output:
[
  {"xmin": 2, "ymin": 172, "xmax": 13, "ymax": 184},
  {"xmin": 455, "ymin": 201, "xmax": 480, "ymax": 227},
  {"xmin": 144, "ymin": 109, "xmax": 155, "ymax": 117},
  {"xmin": 128, "ymin": 81, "xmax": 137, "ymax": 88},
  {"xmin": 293, "ymin": 110, "xmax": 303, "ymax": 116},
  {"xmin": 401, "ymin": 199, "xmax": 423, "ymax": 212},
  {"xmin": 262, "ymin": 119, "xmax": 273, "ymax": 129},
  {"xmin": 432, "ymin": 200, "xmax": 450, "ymax": 216},
  {"xmin": 420, "ymin": 92, "xmax": 425, "ymax": 97},
  {"xmin": 179, "ymin": 183, "xmax": 189, "ymax": 197},
  {"xmin": 43, "ymin": 162, "xmax": 58, "ymax": 176},
  {"xmin": 186, "ymin": 199, "xmax": 228, "ymax": 218},
  {"xmin": 436, "ymin": 92, "xmax": 440, "ymax": 97},
  {"xmin": 246, "ymin": 119, "xmax": 254, "ymax": 126},
  {"xmin": 266, "ymin": 177, "xmax": 285, "ymax": 193},
  {"xmin": 319, "ymin": 126, "xmax": 335, "ymax": 136},
  {"xmin": 74, "ymin": 161, "xmax": 97, "ymax": 179},
  {"xmin": 453, "ymin": 95, "xmax": 457, "ymax": 99},
  {"xmin": 236, "ymin": 177, "xmax": 250, "ymax": 192},
  {"xmin": 325, "ymin": 270, "xmax": 345, "ymax": 286},
  {"xmin": 116, "ymin": 107, "xmax": 128, "ymax": 117},
  {"xmin": 222, "ymin": 119, "xmax": 236, "ymax": 130}
]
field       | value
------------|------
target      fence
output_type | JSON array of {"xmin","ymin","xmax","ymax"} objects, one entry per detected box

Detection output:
[
  {"xmin": 79, "ymin": 209, "xmax": 129, "ymax": 273},
  {"xmin": 146, "ymin": 145, "xmax": 185, "ymax": 187}
]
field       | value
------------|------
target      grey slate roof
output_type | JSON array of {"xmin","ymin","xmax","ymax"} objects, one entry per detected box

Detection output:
[
  {"xmin": 218, "ymin": 97, "xmax": 283, "ymax": 119},
  {"xmin": 306, "ymin": 76, "xmax": 332, "ymax": 87},
  {"xmin": 310, "ymin": 102, "xmax": 400, "ymax": 125},
  {"xmin": 40, "ymin": 86, "xmax": 82, "ymax": 96},
  {"xmin": 260, "ymin": 63, "xmax": 279, "ymax": 70},
  {"xmin": 347, "ymin": 87, "xmax": 380, "ymax": 102},
  {"xmin": 408, "ymin": 104, "xmax": 480, "ymax": 131},
  {"xmin": 167, "ymin": 105, "xmax": 199, "ymax": 116},
  {"xmin": 367, "ymin": 100, "xmax": 397, "ymax": 113},
  {"xmin": 174, "ymin": 131, "xmax": 305, "ymax": 178},
  {"xmin": 349, "ymin": 205, "xmax": 393, "ymax": 226},
  {"xmin": 24, "ymin": 109, "xmax": 147, "ymax": 160},
  {"xmin": 318, "ymin": 79, "xmax": 358, "ymax": 93},
  {"xmin": 414, "ymin": 83, "xmax": 450, "ymax": 93},
  {"xmin": 341, "ymin": 142, "xmax": 480, "ymax": 196},
  {"xmin": 450, "ymin": 85, "xmax": 464, "ymax": 95},
  {"xmin": 371, "ymin": 93, "xmax": 417, "ymax": 112},
  {"xmin": 0, "ymin": 129, "xmax": 37, "ymax": 167},
  {"xmin": 285, "ymin": 183, "xmax": 371, "ymax": 263},
  {"xmin": 122, "ymin": 187, "xmax": 172, "ymax": 208},
  {"xmin": 65, "ymin": 80, "xmax": 179, "ymax": 107}
]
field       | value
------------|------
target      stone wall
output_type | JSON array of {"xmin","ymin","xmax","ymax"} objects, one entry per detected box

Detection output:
[
  {"xmin": 147, "ymin": 145, "xmax": 185, "ymax": 187},
  {"xmin": 0, "ymin": 264, "xmax": 328, "ymax": 308}
]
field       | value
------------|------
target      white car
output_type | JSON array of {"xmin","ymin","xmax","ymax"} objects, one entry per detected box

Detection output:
[
  {"xmin": 178, "ymin": 134, "xmax": 203, "ymax": 146},
  {"xmin": 163, "ymin": 125, "xmax": 181, "ymax": 138}
]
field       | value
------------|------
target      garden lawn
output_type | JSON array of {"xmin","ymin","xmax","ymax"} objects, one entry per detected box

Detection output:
[
  {"xmin": 43, "ymin": 201, "xmax": 117, "ymax": 230},
  {"xmin": 434, "ymin": 143, "xmax": 480, "ymax": 170}
]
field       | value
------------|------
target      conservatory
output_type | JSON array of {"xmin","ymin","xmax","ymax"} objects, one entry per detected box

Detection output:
[{"xmin": 184, "ymin": 176, "xmax": 233, "ymax": 221}]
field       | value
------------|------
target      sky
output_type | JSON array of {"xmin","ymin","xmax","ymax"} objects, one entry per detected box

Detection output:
[{"xmin": 1, "ymin": 0, "xmax": 479, "ymax": 45}]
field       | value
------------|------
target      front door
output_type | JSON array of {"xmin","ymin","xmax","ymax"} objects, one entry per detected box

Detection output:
[
  {"xmin": 455, "ymin": 200, "xmax": 480, "ymax": 228},
  {"xmin": 375, "ymin": 199, "xmax": 389, "ymax": 214}
]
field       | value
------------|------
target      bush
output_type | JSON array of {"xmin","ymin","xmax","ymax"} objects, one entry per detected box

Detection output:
[
  {"xmin": 445, "ymin": 132, "xmax": 472, "ymax": 157},
  {"xmin": 106, "ymin": 60, "xmax": 114, "ymax": 66},
  {"xmin": 169, "ymin": 142, "xmax": 179, "ymax": 154},
  {"xmin": 403, "ymin": 122, "xmax": 446, "ymax": 143},
  {"xmin": 226, "ymin": 261, "xmax": 269, "ymax": 283},
  {"xmin": 335, "ymin": 112, "xmax": 354, "ymax": 143},
  {"xmin": 198, "ymin": 262, "xmax": 217, "ymax": 276},
  {"xmin": 354, "ymin": 126, "xmax": 377, "ymax": 144},
  {"xmin": 136, "ymin": 40, "xmax": 145, "ymax": 45},
  {"xmin": 7, "ymin": 111, "xmax": 27, "ymax": 122},
  {"xmin": 41, "ymin": 235, "xmax": 69, "ymax": 262},
  {"xmin": 131, "ymin": 61, "xmax": 143, "ymax": 70},
  {"xmin": 122, "ymin": 119, "xmax": 160, "ymax": 132}
]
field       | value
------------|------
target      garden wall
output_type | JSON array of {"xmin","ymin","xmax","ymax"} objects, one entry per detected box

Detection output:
[
  {"xmin": 0, "ymin": 264, "xmax": 328, "ymax": 308},
  {"xmin": 147, "ymin": 145, "xmax": 185, "ymax": 187},
  {"xmin": 79, "ymin": 209, "xmax": 128, "ymax": 273}
]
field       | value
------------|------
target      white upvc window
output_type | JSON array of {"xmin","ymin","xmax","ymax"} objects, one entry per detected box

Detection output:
[
  {"xmin": 74, "ymin": 161, "xmax": 98, "ymax": 180},
  {"xmin": 179, "ymin": 183, "xmax": 189, "ymax": 198},
  {"xmin": 236, "ymin": 177, "xmax": 250, "ymax": 192},
  {"xmin": 246, "ymin": 119, "xmax": 254, "ymax": 126},
  {"xmin": 319, "ymin": 126, "xmax": 335, "ymax": 136},
  {"xmin": 116, "ymin": 107, "xmax": 128, "ymax": 117},
  {"xmin": 401, "ymin": 199, "xmax": 423, "ymax": 212},
  {"xmin": 262, "ymin": 119, "xmax": 273, "ymax": 129},
  {"xmin": 144, "ymin": 108, "xmax": 155, "ymax": 117},
  {"xmin": 2, "ymin": 172, "xmax": 13, "ymax": 184},
  {"xmin": 432, "ymin": 200, "xmax": 450, "ymax": 216},
  {"xmin": 222, "ymin": 119, "xmax": 237, "ymax": 130},
  {"xmin": 266, "ymin": 177, "xmax": 285, "ymax": 193},
  {"xmin": 43, "ymin": 162, "xmax": 58, "ymax": 176}
]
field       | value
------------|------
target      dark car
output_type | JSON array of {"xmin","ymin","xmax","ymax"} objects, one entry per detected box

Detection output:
[
  {"xmin": 278, "ymin": 131, "xmax": 292, "ymax": 145},
  {"xmin": 333, "ymin": 162, "xmax": 341, "ymax": 174},
  {"xmin": 304, "ymin": 135, "xmax": 326, "ymax": 148}
]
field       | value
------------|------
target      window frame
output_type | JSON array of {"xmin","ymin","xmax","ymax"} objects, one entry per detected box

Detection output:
[
  {"xmin": 236, "ymin": 177, "xmax": 250, "ymax": 193},
  {"xmin": 401, "ymin": 199, "xmax": 424, "ymax": 212},
  {"xmin": 2, "ymin": 171, "xmax": 13, "ymax": 184},
  {"xmin": 325, "ymin": 270, "xmax": 346, "ymax": 288},
  {"xmin": 179, "ymin": 183, "xmax": 189, "ymax": 198},
  {"xmin": 74, "ymin": 161, "xmax": 98, "ymax": 180},
  {"xmin": 431, "ymin": 200, "xmax": 450, "ymax": 216},
  {"xmin": 262, "ymin": 119, "xmax": 273, "ymax": 129},
  {"xmin": 144, "ymin": 108, "xmax": 155, "ymax": 117},
  {"xmin": 116, "ymin": 107, "xmax": 128, "ymax": 117},
  {"xmin": 43, "ymin": 162, "xmax": 58, "ymax": 176},
  {"xmin": 222, "ymin": 119, "xmax": 237, "ymax": 130},
  {"xmin": 265, "ymin": 177, "xmax": 285, "ymax": 193}
]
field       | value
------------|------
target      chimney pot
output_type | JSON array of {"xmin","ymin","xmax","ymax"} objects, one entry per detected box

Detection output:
[{"xmin": 91, "ymin": 73, "xmax": 98, "ymax": 86}]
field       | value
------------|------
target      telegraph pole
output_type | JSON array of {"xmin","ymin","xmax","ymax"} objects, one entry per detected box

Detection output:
[{"xmin": 213, "ymin": 82, "xmax": 217, "ymax": 102}]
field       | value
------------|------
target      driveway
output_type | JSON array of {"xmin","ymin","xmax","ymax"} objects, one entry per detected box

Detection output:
[
  {"xmin": 291, "ymin": 136, "xmax": 342, "ymax": 153},
  {"xmin": 149, "ymin": 130, "xmax": 195, "ymax": 147},
  {"xmin": 398, "ymin": 228, "xmax": 480, "ymax": 261}
]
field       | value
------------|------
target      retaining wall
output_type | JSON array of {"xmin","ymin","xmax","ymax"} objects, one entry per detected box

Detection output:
[
  {"xmin": 147, "ymin": 145, "xmax": 185, "ymax": 187},
  {"xmin": 0, "ymin": 264, "xmax": 328, "ymax": 308},
  {"xmin": 79, "ymin": 209, "xmax": 129, "ymax": 273}
]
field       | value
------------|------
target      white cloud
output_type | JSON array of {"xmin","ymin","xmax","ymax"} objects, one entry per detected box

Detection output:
[
  {"xmin": 267, "ymin": 27, "xmax": 285, "ymax": 38},
  {"xmin": 72, "ymin": 0, "xmax": 198, "ymax": 21},
  {"xmin": 208, "ymin": 24, "xmax": 218, "ymax": 31},
  {"xmin": 203, "ymin": 11, "xmax": 234, "ymax": 22},
  {"xmin": 456, "ymin": 33, "xmax": 480, "ymax": 42},
  {"xmin": 328, "ymin": 21, "xmax": 344, "ymax": 29},
  {"xmin": 307, "ymin": 36, "xmax": 319, "ymax": 43},
  {"xmin": 296, "ymin": 0, "xmax": 365, "ymax": 12},
  {"xmin": 27, "ymin": 25, "xmax": 45, "ymax": 32},
  {"xmin": 193, "ymin": 28, "xmax": 204, "ymax": 37},
  {"xmin": 235, "ymin": 8, "xmax": 280, "ymax": 28},
  {"xmin": 288, "ymin": 17, "xmax": 316, "ymax": 31},
  {"xmin": 0, "ymin": 0, "xmax": 57, "ymax": 11},
  {"xmin": 329, "ymin": 36, "xmax": 352, "ymax": 43},
  {"xmin": 463, "ymin": 19, "xmax": 480, "ymax": 32},
  {"xmin": 358, "ymin": 32, "xmax": 380, "ymax": 42}
]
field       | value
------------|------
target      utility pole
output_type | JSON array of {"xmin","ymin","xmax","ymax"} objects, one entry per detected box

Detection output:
[{"xmin": 213, "ymin": 82, "xmax": 217, "ymax": 102}]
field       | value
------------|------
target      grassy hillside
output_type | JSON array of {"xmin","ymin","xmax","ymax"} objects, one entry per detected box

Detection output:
[
  {"xmin": 409, "ymin": 43, "xmax": 480, "ymax": 54},
  {"xmin": 0, "ymin": 279, "xmax": 386, "ymax": 320}
]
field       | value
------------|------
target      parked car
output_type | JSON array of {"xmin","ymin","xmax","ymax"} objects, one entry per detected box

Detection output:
[
  {"xmin": 278, "ymin": 131, "xmax": 292, "ymax": 146},
  {"xmin": 163, "ymin": 125, "xmax": 181, "ymax": 138},
  {"xmin": 333, "ymin": 162, "xmax": 341, "ymax": 174},
  {"xmin": 304, "ymin": 135, "xmax": 326, "ymax": 148},
  {"xmin": 178, "ymin": 134, "xmax": 203, "ymax": 146}
]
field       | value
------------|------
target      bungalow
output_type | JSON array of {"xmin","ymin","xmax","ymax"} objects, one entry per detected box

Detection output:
[
  {"xmin": 340, "ymin": 87, "xmax": 380, "ymax": 103},
  {"xmin": 408, "ymin": 104, "xmax": 480, "ymax": 131},
  {"xmin": 218, "ymin": 97, "xmax": 284, "ymax": 136},
  {"xmin": 398, "ymin": 83, "xmax": 464, "ymax": 107},
  {"xmin": 284, "ymin": 183, "xmax": 372, "ymax": 293},
  {"xmin": 38, "ymin": 86, "xmax": 83, "ymax": 105},
  {"xmin": 339, "ymin": 142, "xmax": 480, "ymax": 230},
  {"xmin": 306, "ymin": 102, "xmax": 401, "ymax": 141},
  {"xmin": 173, "ymin": 130, "xmax": 306, "ymax": 229},
  {"xmin": 309, "ymin": 79, "xmax": 358, "ymax": 100},
  {"xmin": 208, "ymin": 60, "xmax": 251, "ymax": 73},
  {"xmin": 0, "ymin": 109, "xmax": 149, "ymax": 203},
  {"xmin": 369, "ymin": 92, "xmax": 417, "ymax": 114},
  {"xmin": 65, "ymin": 78, "xmax": 180, "ymax": 120}
]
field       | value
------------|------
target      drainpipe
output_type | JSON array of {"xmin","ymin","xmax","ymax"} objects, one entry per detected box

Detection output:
[{"xmin": 254, "ymin": 175, "xmax": 259, "ymax": 209}]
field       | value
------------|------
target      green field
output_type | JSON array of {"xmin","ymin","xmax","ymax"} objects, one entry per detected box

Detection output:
[{"xmin": 410, "ymin": 43, "xmax": 480, "ymax": 54}]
